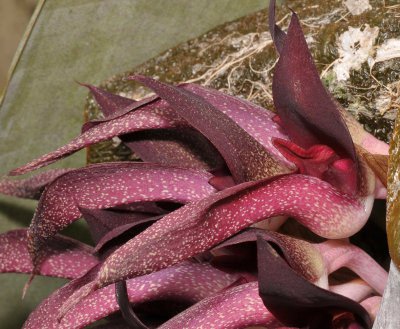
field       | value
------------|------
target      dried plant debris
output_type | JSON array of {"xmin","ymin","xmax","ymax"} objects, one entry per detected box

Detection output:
[{"xmin": 84, "ymin": 0, "xmax": 399, "ymax": 163}]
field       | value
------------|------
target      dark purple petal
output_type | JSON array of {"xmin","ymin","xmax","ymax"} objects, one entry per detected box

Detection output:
[
  {"xmin": 213, "ymin": 228, "xmax": 325, "ymax": 284},
  {"xmin": 23, "ymin": 262, "xmax": 239, "ymax": 329},
  {"xmin": 131, "ymin": 75, "xmax": 291, "ymax": 183},
  {"xmin": 27, "ymin": 162, "xmax": 216, "ymax": 271},
  {"xmin": 0, "ymin": 169, "xmax": 72, "ymax": 199},
  {"xmin": 115, "ymin": 280, "xmax": 148, "ymax": 329},
  {"xmin": 122, "ymin": 128, "xmax": 224, "ymax": 170},
  {"xmin": 159, "ymin": 282, "xmax": 282, "ymax": 329},
  {"xmin": 94, "ymin": 215, "xmax": 161, "ymax": 255},
  {"xmin": 0, "ymin": 229, "xmax": 98, "ymax": 279},
  {"xmin": 8, "ymin": 100, "xmax": 187, "ymax": 176},
  {"xmin": 80, "ymin": 207, "xmax": 162, "ymax": 245},
  {"xmin": 272, "ymin": 12, "xmax": 359, "ymax": 192},
  {"xmin": 269, "ymin": 0, "xmax": 286, "ymax": 53},
  {"xmin": 257, "ymin": 237, "xmax": 371, "ymax": 329},
  {"xmin": 78, "ymin": 82, "xmax": 137, "ymax": 121},
  {"xmin": 272, "ymin": 12, "xmax": 356, "ymax": 156}
]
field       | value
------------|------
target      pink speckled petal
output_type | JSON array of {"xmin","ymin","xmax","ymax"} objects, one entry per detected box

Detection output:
[
  {"xmin": 23, "ymin": 262, "xmax": 239, "ymax": 329},
  {"xmin": 0, "ymin": 229, "xmax": 98, "ymax": 279},
  {"xmin": 57, "ymin": 173, "xmax": 374, "ymax": 317},
  {"xmin": 257, "ymin": 237, "xmax": 371, "ymax": 329},
  {"xmin": 0, "ymin": 169, "xmax": 72, "ymax": 199},
  {"xmin": 27, "ymin": 162, "xmax": 216, "ymax": 271},
  {"xmin": 316, "ymin": 240, "xmax": 388, "ymax": 295},
  {"xmin": 130, "ymin": 75, "xmax": 292, "ymax": 182},
  {"xmin": 159, "ymin": 282, "xmax": 281, "ymax": 329}
]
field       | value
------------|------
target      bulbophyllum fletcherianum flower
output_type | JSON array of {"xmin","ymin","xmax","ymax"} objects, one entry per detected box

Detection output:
[{"xmin": 0, "ymin": 1, "xmax": 391, "ymax": 328}]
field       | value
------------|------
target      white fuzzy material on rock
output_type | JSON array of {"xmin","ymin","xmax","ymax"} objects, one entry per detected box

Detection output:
[
  {"xmin": 333, "ymin": 24, "xmax": 379, "ymax": 81},
  {"xmin": 375, "ymin": 38, "xmax": 400, "ymax": 63},
  {"xmin": 344, "ymin": 0, "xmax": 372, "ymax": 15}
]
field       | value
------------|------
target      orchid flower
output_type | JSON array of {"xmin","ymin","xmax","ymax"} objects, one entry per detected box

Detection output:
[{"xmin": 0, "ymin": 1, "xmax": 392, "ymax": 328}]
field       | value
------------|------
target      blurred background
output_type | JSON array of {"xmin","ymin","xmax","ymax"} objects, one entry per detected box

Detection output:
[{"xmin": 0, "ymin": 0, "xmax": 37, "ymax": 91}]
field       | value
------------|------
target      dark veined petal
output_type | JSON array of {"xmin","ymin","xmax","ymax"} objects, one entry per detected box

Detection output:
[
  {"xmin": 27, "ymin": 162, "xmax": 216, "ymax": 271},
  {"xmin": 23, "ymin": 262, "xmax": 239, "ymax": 329},
  {"xmin": 0, "ymin": 229, "xmax": 98, "ymax": 279},
  {"xmin": 80, "ymin": 84, "xmax": 224, "ymax": 170},
  {"xmin": 0, "ymin": 168, "xmax": 72, "ymax": 199},
  {"xmin": 121, "ymin": 128, "xmax": 225, "ymax": 170},
  {"xmin": 8, "ymin": 100, "xmax": 188, "ymax": 176},
  {"xmin": 93, "ymin": 215, "xmax": 161, "ymax": 255},
  {"xmin": 131, "ymin": 75, "xmax": 291, "ymax": 183},
  {"xmin": 268, "ymin": 0, "xmax": 285, "ymax": 53},
  {"xmin": 270, "ymin": 5, "xmax": 356, "ymax": 159},
  {"xmin": 257, "ymin": 237, "xmax": 372, "ymax": 329},
  {"xmin": 80, "ymin": 207, "xmax": 162, "ymax": 245},
  {"xmin": 58, "ymin": 174, "xmax": 374, "ymax": 317},
  {"xmin": 78, "ymin": 82, "xmax": 138, "ymax": 121},
  {"xmin": 270, "ymin": 4, "xmax": 359, "ymax": 194}
]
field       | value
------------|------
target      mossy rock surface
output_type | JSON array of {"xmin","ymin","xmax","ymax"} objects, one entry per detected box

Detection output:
[{"xmin": 85, "ymin": 0, "xmax": 400, "ymax": 164}]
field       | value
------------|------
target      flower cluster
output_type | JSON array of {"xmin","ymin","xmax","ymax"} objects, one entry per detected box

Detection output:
[{"xmin": 0, "ymin": 1, "xmax": 391, "ymax": 328}]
